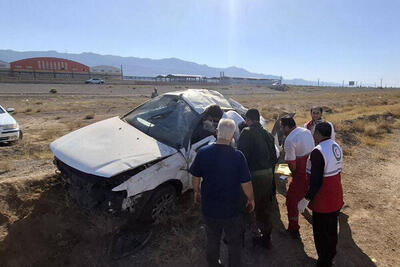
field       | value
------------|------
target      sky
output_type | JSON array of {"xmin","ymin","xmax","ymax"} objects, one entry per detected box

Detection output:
[{"xmin": 1, "ymin": 0, "xmax": 399, "ymax": 85}]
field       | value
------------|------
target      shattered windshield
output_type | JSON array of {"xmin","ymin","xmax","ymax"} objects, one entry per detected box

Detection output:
[{"xmin": 124, "ymin": 95, "xmax": 199, "ymax": 149}]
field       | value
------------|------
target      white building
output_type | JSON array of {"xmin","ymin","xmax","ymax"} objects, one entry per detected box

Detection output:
[
  {"xmin": 90, "ymin": 65, "xmax": 121, "ymax": 74},
  {"xmin": 0, "ymin": 60, "xmax": 10, "ymax": 69}
]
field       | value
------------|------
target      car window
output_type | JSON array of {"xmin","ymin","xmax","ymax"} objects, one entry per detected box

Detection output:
[
  {"xmin": 124, "ymin": 95, "xmax": 199, "ymax": 149},
  {"xmin": 0, "ymin": 107, "xmax": 4, "ymax": 114}
]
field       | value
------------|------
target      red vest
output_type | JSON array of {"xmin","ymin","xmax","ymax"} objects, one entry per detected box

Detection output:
[
  {"xmin": 307, "ymin": 139, "xmax": 344, "ymax": 213},
  {"xmin": 305, "ymin": 120, "xmax": 313, "ymax": 130}
]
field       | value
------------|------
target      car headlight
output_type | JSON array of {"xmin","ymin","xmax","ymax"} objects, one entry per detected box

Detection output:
[{"xmin": 3, "ymin": 123, "xmax": 18, "ymax": 130}]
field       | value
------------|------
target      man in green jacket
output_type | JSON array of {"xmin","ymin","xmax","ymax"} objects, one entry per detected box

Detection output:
[{"xmin": 238, "ymin": 109, "xmax": 278, "ymax": 248}]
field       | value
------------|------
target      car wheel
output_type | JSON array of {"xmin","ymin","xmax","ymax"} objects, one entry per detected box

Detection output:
[{"xmin": 140, "ymin": 185, "xmax": 177, "ymax": 223}]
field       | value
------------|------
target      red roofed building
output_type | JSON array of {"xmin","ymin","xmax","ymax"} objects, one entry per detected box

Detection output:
[{"xmin": 10, "ymin": 57, "xmax": 89, "ymax": 73}]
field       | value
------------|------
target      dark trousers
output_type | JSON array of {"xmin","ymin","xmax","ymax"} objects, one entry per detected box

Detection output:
[
  {"xmin": 204, "ymin": 216, "xmax": 242, "ymax": 267},
  {"xmin": 312, "ymin": 210, "xmax": 340, "ymax": 267},
  {"xmin": 249, "ymin": 169, "xmax": 274, "ymax": 239}
]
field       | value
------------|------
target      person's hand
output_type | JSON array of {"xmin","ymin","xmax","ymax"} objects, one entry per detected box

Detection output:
[
  {"xmin": 194, "ymin": 191, "xmax": 201, "ymax": 204},
  {"xmin": 298, "ymin": 198, "xmax": 310, "ymax": 213},
  {"xmin": 246, "ymin": 199, "xmax": 255, "ymax": 213}
]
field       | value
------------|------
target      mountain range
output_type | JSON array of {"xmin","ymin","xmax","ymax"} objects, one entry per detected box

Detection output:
[{"xmin": 0, "ymin": 49, "xmax": 336, "ymax": 86}]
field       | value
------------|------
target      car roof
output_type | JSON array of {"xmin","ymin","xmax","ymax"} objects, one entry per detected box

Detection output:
[{"xmin": 165, "ymin": 89, "xmax": 232, "ymax": 114}]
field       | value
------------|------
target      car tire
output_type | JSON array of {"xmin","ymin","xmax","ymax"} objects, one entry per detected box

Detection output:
[{"xmin": 140, "ymin": 185, "xmax": 177, "ymax": 223}]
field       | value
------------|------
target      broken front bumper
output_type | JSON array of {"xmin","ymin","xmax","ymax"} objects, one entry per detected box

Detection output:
[
  {"xmin": 54, "ymin": 157, "xmax": 127, "ymax": 213},
  {"xmin": 0, "ymin": 129, "xmax": 20, "ymax": 143}
]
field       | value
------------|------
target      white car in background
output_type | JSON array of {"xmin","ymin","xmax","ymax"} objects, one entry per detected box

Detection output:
[
  {"xmin": 85, "ymin": 78, "xmax": 104, "ymax": 84},
  {"xmin": 0, "ymin": 105, "xmax": 22, "ymax": 144}
]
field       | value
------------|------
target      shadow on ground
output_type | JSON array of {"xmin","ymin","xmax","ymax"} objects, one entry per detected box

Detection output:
[{"xmin": 0, "ymin": 175, "xmax": 378, "ymax": 267}]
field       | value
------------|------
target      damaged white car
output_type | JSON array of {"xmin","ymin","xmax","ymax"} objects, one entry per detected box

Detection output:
[{"xmin": 50, "ymin": 89, "xmax": 251, "ymax": 222}]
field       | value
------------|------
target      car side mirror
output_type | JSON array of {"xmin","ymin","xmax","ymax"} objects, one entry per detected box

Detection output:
[{"xmin": 6, "ymin": 108, "xmax": 15, "ymax": 113}]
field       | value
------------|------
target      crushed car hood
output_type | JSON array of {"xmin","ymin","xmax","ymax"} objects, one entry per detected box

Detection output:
[{"xmin": 50, "ymin": 117, "xmax": 177, "ymax": 178}]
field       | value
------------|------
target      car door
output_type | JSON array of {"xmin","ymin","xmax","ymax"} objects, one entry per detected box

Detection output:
[{"xmin": 179, "ymin": 135, "xmax": 215, "ymax": 192}]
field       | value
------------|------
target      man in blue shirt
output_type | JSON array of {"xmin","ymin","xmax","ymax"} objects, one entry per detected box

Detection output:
[{"xmin": 190, "ymin": 118, "xmax": 255, "ymax": 267}]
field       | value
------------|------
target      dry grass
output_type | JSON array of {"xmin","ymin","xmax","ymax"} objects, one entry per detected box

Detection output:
[
  {"xmin": 234, "ymin": 89, "xmax": 400, "ymax": 150},
  {"xmin": 0, "ymin": 162, "xmax": 13, "ymax": 174},
  {"xmin": 19, "ymin": 141, "xmax": 53, "ymax": 160},
  {"xmin": 23, "ymin": 108, "xmax": 33, "ymax": 114},
  {"xmin": 67, "ymin": 121, "xmax": 85, "ymax": 132},
  {"xmin": 364, "ymin": 124, "xmax": 378, "ymax": 137},
  {"xmin": 1, "ymin": 85, "xmax": 400, "ymax": 266},
  {"xmin": 146, "ymin": 203, "xmax": 205, "ymax": 265},
  {"xmin": 39, "ymin": 129, "xmax": 64, "ymax": 142}
]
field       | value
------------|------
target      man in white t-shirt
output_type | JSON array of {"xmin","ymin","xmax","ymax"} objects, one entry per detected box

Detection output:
[
  {"xmin": 223, "ymin": 110, "xmax": 245, "ymax": 144},
  {"xmin": 304, "ymin": 106, "xmax": 335, "ymax": 141},
  {"xmin": 281, "ymin": 117, "xmax": 314, "ymax": 238}
]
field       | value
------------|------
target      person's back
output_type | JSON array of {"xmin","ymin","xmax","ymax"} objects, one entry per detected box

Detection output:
[
  {"xmin": 281, "ymin": 118, "xmax": 315, "ymax": 236},
  {"xmin": 192, "ymin": 143, "xmax": 250, "ymax": 218},
  {"xmin": 190, "ymin": 118, "xmax": 253, "ymax": 267},
  {"xmin": 238, "ymin": 108, "xmax": 277, "ymax": 248},
  {"xmin": 284, "ymin": 127, "xmax": 314, "ymax": 175},
  {"xmin": 239, "ymin": 122, "xmax": 277, "ymax": 172},
  {"xmin": 223, "ymin": 110, "xmax": 245, "ymax": 143}
]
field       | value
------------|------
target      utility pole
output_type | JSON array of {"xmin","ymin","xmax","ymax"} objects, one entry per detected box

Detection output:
[
  {"xmin": 380, "ymin": 78, "xmax": 383, "ymax": 88},
  {"xmin": 342, "ymin": 80, "xmax": 344, "ymax": 87},
  {"xmin": 120, "ymin": 64, "xmax": 123, "ymax": 80},
  {"xmin": 317, "ymin": 78, "xmax": 320, "ymax": 87}
]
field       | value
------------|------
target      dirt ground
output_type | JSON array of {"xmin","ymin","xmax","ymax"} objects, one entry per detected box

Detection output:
[{"xmin": 0, "ymin": 83, "xmax": 399, "ymax": 266}]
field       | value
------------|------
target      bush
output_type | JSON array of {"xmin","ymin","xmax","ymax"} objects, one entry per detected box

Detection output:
[
  {"xmin": 84, "ymin": 114, "xmax": 94, "ymax": 120},
  {"xmin": 364, "ymin": 124, "xmax": 378, "ymax": 137},
  {"xmin": 353, "ymin": 120, "xmax": 365, "ymax": 133},
  {"xmin": 49, "ymin": 88, "xmax": 57, "ymax": 94},
  {"xmin": 377, "ymin": 120, "xmax": 392, "ymax": 134}
]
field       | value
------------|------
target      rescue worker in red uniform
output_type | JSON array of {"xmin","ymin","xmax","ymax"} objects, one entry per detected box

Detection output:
[
  {"xmin": 280, "ymin": 117, "xmax": 314, "ymax": 238},
  {"xmin": 298, "ymin": 122, "xmax": 344, "ymax": 267},
  {"xmin": 304, "ymin": 106, "xmax": 335, "ymax": 140}
]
